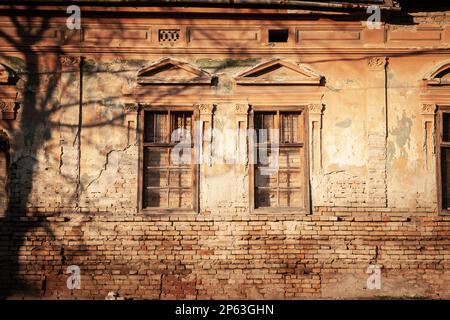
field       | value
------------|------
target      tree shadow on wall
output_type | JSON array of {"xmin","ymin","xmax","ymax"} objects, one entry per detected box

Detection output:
[{"xmin": 0, "ymin": 7, "xmax": 132, "ymax": 298}]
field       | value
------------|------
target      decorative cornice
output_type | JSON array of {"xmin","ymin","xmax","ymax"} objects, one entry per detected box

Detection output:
[
  {"xmin": 421, "ymin": 103, "xmax": 437, "ymax": 115},
  {"xmin": 367, "ymin": 57, "xmax": 387, "ymax": 71},
  {"xmin": 308, "ymin": 103, "xmax": 324, "ymax": 115},
  {"xmin": 4, "ymin": 47, "xmax": 450, "ymax": 56}
]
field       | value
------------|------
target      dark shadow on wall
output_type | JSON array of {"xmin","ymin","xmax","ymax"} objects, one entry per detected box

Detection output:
[
  {"xmin": 0, "ymin": 12, "xmax": 56, "ymax": 298},
  {"xmin": 0, "ymin": 8, "xmax": 129, "ymax": 298}
]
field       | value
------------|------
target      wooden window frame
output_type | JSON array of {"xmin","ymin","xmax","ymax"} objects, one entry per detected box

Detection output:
[
  {"xmin": 138, "ymin": 104, "xmax": 199, "ymax": 214},
  {"xmin": 249, "ymin": 105, "xmax": 310, "ymax": 214},
  {"xmin": 436, "ymin": 105, "xmax": 450, "ymax": 215}
]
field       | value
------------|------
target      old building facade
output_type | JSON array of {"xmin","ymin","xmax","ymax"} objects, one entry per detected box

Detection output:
[{"xmin": 0, "ymin": 0, "xmax": 449, "ymax": 299}]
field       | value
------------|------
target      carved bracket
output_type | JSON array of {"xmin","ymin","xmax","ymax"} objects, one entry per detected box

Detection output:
[
  {"xmin": 59, "ymin": 55, "xmax": 83, "ymax": 72},
  {"xmin": 367, "ymin": 57, "xmax": 388, "ymax": 71},
  {"xmin": 421, "ymin": 103, "xmax": 437, "ymax": 115},
  {"xmin": 308, "ymin": 103, "xmax": 324, "ymax": 115},
  {"xmin": 235, "ymin": 103, "xmax": 249, "ymax": 117},
  {"xmin": 198, "ymin": 103, "xmax": 215, "ymax": 116},
  {"xmin": 124, "ymin": 103, "xmax": 140, "ymax": 114},
  {"xmin": 0, "ymin": 100, "xmax": 17, "ymax": 120}
]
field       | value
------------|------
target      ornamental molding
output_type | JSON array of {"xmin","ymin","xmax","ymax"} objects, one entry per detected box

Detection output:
[
  {"xmin": 421, "ymin": 103, "xmax": 437, "ymax": 115},
  {"xmin": 123, "ymin": 103, "xmax": 139, "ymax": 114},
  {"xmin": 195, "ymin": 103, "xmax": 215, "ymax": 115},
  {"xmin": 137, "ymin": 58, "xmax": 214, "ymax": 85},
  {"xmin": 308, "ymin": 103, "xmax": 324, "ymax": 115},
  {"xmin": 235, "ymin": 58, "xmax": 323, "ymax": 86},
  {"xmin": 367, "ymin": 57, "xmax": 388, "ymax": 70},
  {"xmin": 235, "ymin": 103, "xmax": 249, "ymax": 115},
  {"xmin": 59, "ymin": 55, "xmax": 82, "ymax": 68},
  {"xmin": 0, "ymin": 100, "xmax": 17, "ymax": 120}
]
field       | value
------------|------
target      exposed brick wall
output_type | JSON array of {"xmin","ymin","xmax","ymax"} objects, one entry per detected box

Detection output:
[{"xmin": 0, "ymin": 212, "xmax": 448, "ymax": 299}]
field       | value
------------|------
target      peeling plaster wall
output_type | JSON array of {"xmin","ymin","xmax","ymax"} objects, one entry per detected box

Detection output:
[
  {"xmin": 200, "ymin": 102, "xmax": 249, "ymax": 212},
  {"xmin": 78, "ymin": 59, "xmax": 141, "ymax": 212},
  {"xmin": 386, "ymin": 56, "xmax": 438, "ymax": 210},
  {"xmin": 0, "ymin": 54, "xmax": 443, "ymax": 214}
]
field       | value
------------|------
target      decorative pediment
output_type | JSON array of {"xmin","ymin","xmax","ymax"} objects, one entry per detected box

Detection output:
[
  {"xmin": 424, "ymin": 60, "xmax": 450, "ymax": 86},
  {"xmin": 137, "ymin": 58, "xmax": 213, "ymax": 85},
  {"xmin": 235, "ymin": 58, "xmax": 323, "ymax": 85}
]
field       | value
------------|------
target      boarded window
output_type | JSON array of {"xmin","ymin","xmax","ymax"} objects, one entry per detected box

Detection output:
[
  {"xmin": 254, "ymin": 110, "xmax": 305, "ymax": 209},
  {"xmin": 142, "ymin": 110, "xmax": 194, "ymax": 210}
]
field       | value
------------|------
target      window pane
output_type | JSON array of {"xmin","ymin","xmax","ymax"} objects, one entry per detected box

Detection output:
[
  {"xmin": 278, "ymin": 170, "xmax": 301, "ymax": 188},
  {"xmin": 144, "ymin": 148, "xmax": 169, "ymax": 167},
  {"xmin": 255, "ymin": 112, "xmax": 275, "ymax": 144},
  {"xmin": 256, "ymin": 188, "xmax": 277, "ymax": 208},
  {"xmin": 279, "ymin": 189, "xmax": 302, "ymax": 207},
  {"xmin": 441, "ymin": 147, "xmax": 450, "ymax": 209},
  {"xmin": 144, "ymin": 189, "xmax": 168, "ymax": 208},
  {"xmin": 171, "ymin": 112, "xmax": 192, "ymax": 143},
  {"xmin": 255, "ymin": 168, "xmax": 277, "ymax": 188},
  {"xmin": 169, "ymin": 169, "xmax": 191, "ymax": 187},
  {"xmin": 443, "ymin": 113, "xmax": 450, "ymax": 142},
  {"xmin": 168, "ymin": 190, "xmax": 192, "ymax": 208},
  {"xmin": 145, "ymin": 112, "xmax": 167, "ymax": 143},
  {"xmin": 279, "ymin": 147, "xmax": 302, "ymax": 168},
  {"xmin": 145, "ymin": 169, "xmax": 168, "ymax": 187},
  {"xmin": 281, "ymin": 112, "xmax": 301, "ymax": 143}
]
